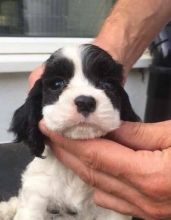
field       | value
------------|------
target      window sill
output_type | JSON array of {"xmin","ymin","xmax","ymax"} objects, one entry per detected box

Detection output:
[
  {"xmin": 0, "ymin": 37, "xmax": 152, "ymax": 73},
  {"xmin": 0, "ymin": 52, "xmax": 151, "ymax": 73}
]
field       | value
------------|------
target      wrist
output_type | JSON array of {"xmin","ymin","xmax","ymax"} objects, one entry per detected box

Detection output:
[
  {"xmin": 93, "ymin": 0, "xmax": 171, "ymax": 77},
  {"xmin": 93, "ymin": 15, "xmax": 130, "ymax": 76},
  {"xmin": 94, "ymin": 14, "xmax": 126, "ymax": 59}
]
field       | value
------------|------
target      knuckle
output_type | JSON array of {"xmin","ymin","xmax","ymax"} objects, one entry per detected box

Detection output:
[
  {"xmin": 144, "ymin": 183, "xmax": 166, "ymax": 201},
  {"xmin": 145, "ymin": 206, "xmax": 169, "ymax": 219},
  {"xmin": 132, "ymin": 122, "xmax": 145, "ymax": 138},
  {"xmin": 157, "ymin": 134, "xmax": 169, "ymax": 149},
  {"xmin": 139, "ymin": 175, "xmax": 167, "ymax": 201},
  {"xmin": 82, "ymin": 147, "xmax": 101, "ymax": 170},
  {"xmin": 141, "ymin": 202, "xmax": 161, "ymax": 219},
  {"xmin": 80, "ymin": 167, "xmax": 97, "ymax": 187}
]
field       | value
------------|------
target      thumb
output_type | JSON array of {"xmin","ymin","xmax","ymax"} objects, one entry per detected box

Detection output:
[
  {"xmin": 29, "ymin": 65, "xmax": 44, "ymax": 90},
  {"xmin": 107, "ymin": 120, "xmax": 171, "ymax": 151},
  {"xmin": 39, "ymin": 120, "xmax": 65, "ymax": 142}
]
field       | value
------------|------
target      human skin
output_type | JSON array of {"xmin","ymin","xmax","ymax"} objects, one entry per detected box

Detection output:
[
  {"xmin": 39, "ymin": 120, "xmax": 171, "ymax": 219},
  {"xmin": 94, "ymin": 0, "xmax": 171, "ymax": 75},
  {"xmin": 30, "ymin": 0, "xmax": 171, "ymax": 219}
]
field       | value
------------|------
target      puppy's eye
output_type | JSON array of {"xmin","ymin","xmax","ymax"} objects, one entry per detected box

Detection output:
[
  {"xmin": 98, "ymin": 79, "xmax": 114, "ymax": 90},
  {"xmin": 49, "ymin": 79, "xmax": 66, "ymax": 90}
]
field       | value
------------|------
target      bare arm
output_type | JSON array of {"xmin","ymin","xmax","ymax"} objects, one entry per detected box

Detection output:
[
  {"xmin": 29, "ymin": 0, "xmax": 171, "ymax": 86},
  {"xmin": 94, "ymin": 0, "xmax": 171, "ymax": 74}
]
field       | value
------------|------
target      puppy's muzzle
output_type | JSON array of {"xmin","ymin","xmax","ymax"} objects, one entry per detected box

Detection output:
[{"xmin": 74, "ymin": 95, "xmax": 96, "ymax": 117}]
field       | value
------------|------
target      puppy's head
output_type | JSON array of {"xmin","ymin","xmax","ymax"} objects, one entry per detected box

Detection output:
[{"xmin": 10, "ymin": 44, "xmax": 139, "ymax": 157}]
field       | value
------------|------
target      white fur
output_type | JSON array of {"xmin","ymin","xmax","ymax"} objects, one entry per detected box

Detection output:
[
  {"xmin": 0, "ymin": 197, "xmax": 18, "ymax": 220},
  {"xmin": 12, "ymin": 148, "xmax": 131, "ymax": 220},
  {"xmin": 0, "ymin": 46, "xmax": 131, "ymax": 220},
  {"xmin": 43, "ymin": 46, "xmax": 121, "ymax": 139}
]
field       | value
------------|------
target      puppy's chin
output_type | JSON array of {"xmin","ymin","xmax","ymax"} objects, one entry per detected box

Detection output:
[
  {"xmin": 61, "ymin": 124, "xmax": 107, "ymax": 139},
  {"xmin": 44, "ymin": 118, "xmax": 121, "ymax": 140}
]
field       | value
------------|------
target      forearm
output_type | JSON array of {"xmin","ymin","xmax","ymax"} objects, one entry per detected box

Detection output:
[{"xmin": 94, "ymin": 0, "xmax": 171, "ymax": 74}]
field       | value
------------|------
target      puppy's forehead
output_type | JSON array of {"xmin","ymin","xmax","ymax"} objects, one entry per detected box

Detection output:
[
  {"xmin": 62, "ymin": 44, "xmax": 123, "ymax": 82},
  {"xmin": 43, "ymin": 44, "xmax": 123, "ymax": 85},
  {"xmin": 62, "ymin": 46, "xmax": 83, "ymax": 74},
  {"xmin": 62, "ymin": 46, "xmax": 81, "ymax": 64},
  {"xmin": 61, "ymin": 45, "xmax": 107, "ymax": 78}
]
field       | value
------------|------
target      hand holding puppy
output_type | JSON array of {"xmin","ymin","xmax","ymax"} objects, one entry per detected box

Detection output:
[
  {"xmin": 39, "ymin": 120, "xmax": 171, "ymax": 220},
  {"xmin": 29, "ymin": 57, "xmax": 171, "ymax": 220}
]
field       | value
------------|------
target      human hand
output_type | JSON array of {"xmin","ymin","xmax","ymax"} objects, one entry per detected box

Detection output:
[
  {"xmin": 39, "ymin": 120, "xmax": 171, "ymax": 219},
  {"xmin": 28, "ymin": 65, "xmax": 44, "ymax": 89}
]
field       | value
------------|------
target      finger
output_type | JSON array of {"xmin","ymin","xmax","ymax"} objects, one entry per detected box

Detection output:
[
  {"xmin": 39, "ymin": 120, "xmax": 70, "ymax": 142},
  {"xmin": 51, "ymin": 145, "xmax": 156, "ymax": 219},
  {"xmin": 40, "ymin": 120, "xmax": 137, "ymax": 176},
  {"xmin": 93, "ymin": 190, "xmax": 154, "ymax": 220},
  {"xmin": 50, "ymin": 143, "xmax": 160, "ymax": 212},
  {"xmin": 91, "ymin": 170, "xmax": 171, "ymax": 220},
  {"xmin": 49, "ymin": 142, "xmax": 93, "ymax": 184},
  {"xmin": 45, "ymin": 129, "xmax": 171, "ymax": 219},
  {"xmin": 107, "ymin": 121, "xmax": 171, "ymax": 150},
  {"xmin": 28, "ymin": 65, "xmax": 44, "ymax": 89},
  {"xmin": 50, "ymin": 142, "xmax": 130, "ymax": 189},
  {"xmin": 39, "ymin": 120, "xmax": 163, "ymax": 183},
  {"xmin": 40, "ymin": 119, "xmax": 170, "ymax": 198},
  {"xmin": 51, "ymin": 142, "xmax": 135, "ymax": 191}
]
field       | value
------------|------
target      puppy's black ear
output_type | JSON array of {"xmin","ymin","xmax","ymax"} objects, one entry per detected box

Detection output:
[
  {"xmin": 119, "ymin": 86, "xmax": 140, "ymax": 122},
  {"xmin": 9, "ymin": 79, "xmax": 44, "ymax": 157}
]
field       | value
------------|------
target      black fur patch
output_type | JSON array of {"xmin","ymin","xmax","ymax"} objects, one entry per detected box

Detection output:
[
  {"xmin": 81, "ymin": 44, "xmax": 123, "ymax": 84},
  {"xmin": 10, "ymin": 50, "xmax": 75, "ymax": 157},
  {"xmin": 81, "ymin": 44, "xmax": 140, "ymax": 122},
  {"xmin": 10, "ymin": 44, "xmax": 139, "ymax": 158},
  {"xmin": 42, "ymin": 51, "xmax": 75, "ymax": 106},
  {"xmin": 9, "ymin": 79, "xmax": 45, "ymax": 157}
]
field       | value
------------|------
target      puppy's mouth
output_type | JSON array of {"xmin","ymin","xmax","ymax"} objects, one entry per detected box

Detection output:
[
  {"xmin": 63, "ymin": 121, "xmax": 100, "ymax": 132},
  {"xmin": 75, "ymin": 121, "xmax": 95, "ymax": 127},
  {"xmin": 61, "ymin": 122, "xmax": 106, "ymax": 139}
]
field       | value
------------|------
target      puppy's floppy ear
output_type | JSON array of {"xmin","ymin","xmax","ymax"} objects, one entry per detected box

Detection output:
[
  {"xmin": 9, "ymin": 79, "xmax": 45, "ymax": 157},
  {"xmin": 119, "ymin": 86, "xmax": 140, "ymax": 122}
]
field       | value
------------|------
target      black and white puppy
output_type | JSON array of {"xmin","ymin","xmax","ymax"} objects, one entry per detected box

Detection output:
[{"xmin": 0, "ymin": 44, "xmax": 139, "ymax": 220}]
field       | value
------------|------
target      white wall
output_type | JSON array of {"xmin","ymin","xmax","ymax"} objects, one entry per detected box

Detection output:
[
  {"xmin": 0, "ymin": 70, "xmax": 149, "ymax": 143},
  {"xmin": 0, "ymin": 73, "xmax": 29, "ymax": 143}
]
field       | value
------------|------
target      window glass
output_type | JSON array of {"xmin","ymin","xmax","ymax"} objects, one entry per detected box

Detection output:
[{"xmin": 0, "ymin": 0, "xmax": 115, "ymax": 37}]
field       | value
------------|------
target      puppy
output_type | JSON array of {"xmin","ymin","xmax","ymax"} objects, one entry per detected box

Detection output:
[{"xmin": 0, "ymin": 44, "xmax": 139, "ymax": 220}]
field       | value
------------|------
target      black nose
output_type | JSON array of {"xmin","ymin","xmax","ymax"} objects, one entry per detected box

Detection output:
[{"xmin": 74, "ymin": 95, "xmax": 96, "ymax": 117}]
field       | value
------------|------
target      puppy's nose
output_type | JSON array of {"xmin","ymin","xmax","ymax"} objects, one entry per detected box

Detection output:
[{"xmin": 74, "ymin": 95, "xmax": 96, "ymax": 117}]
